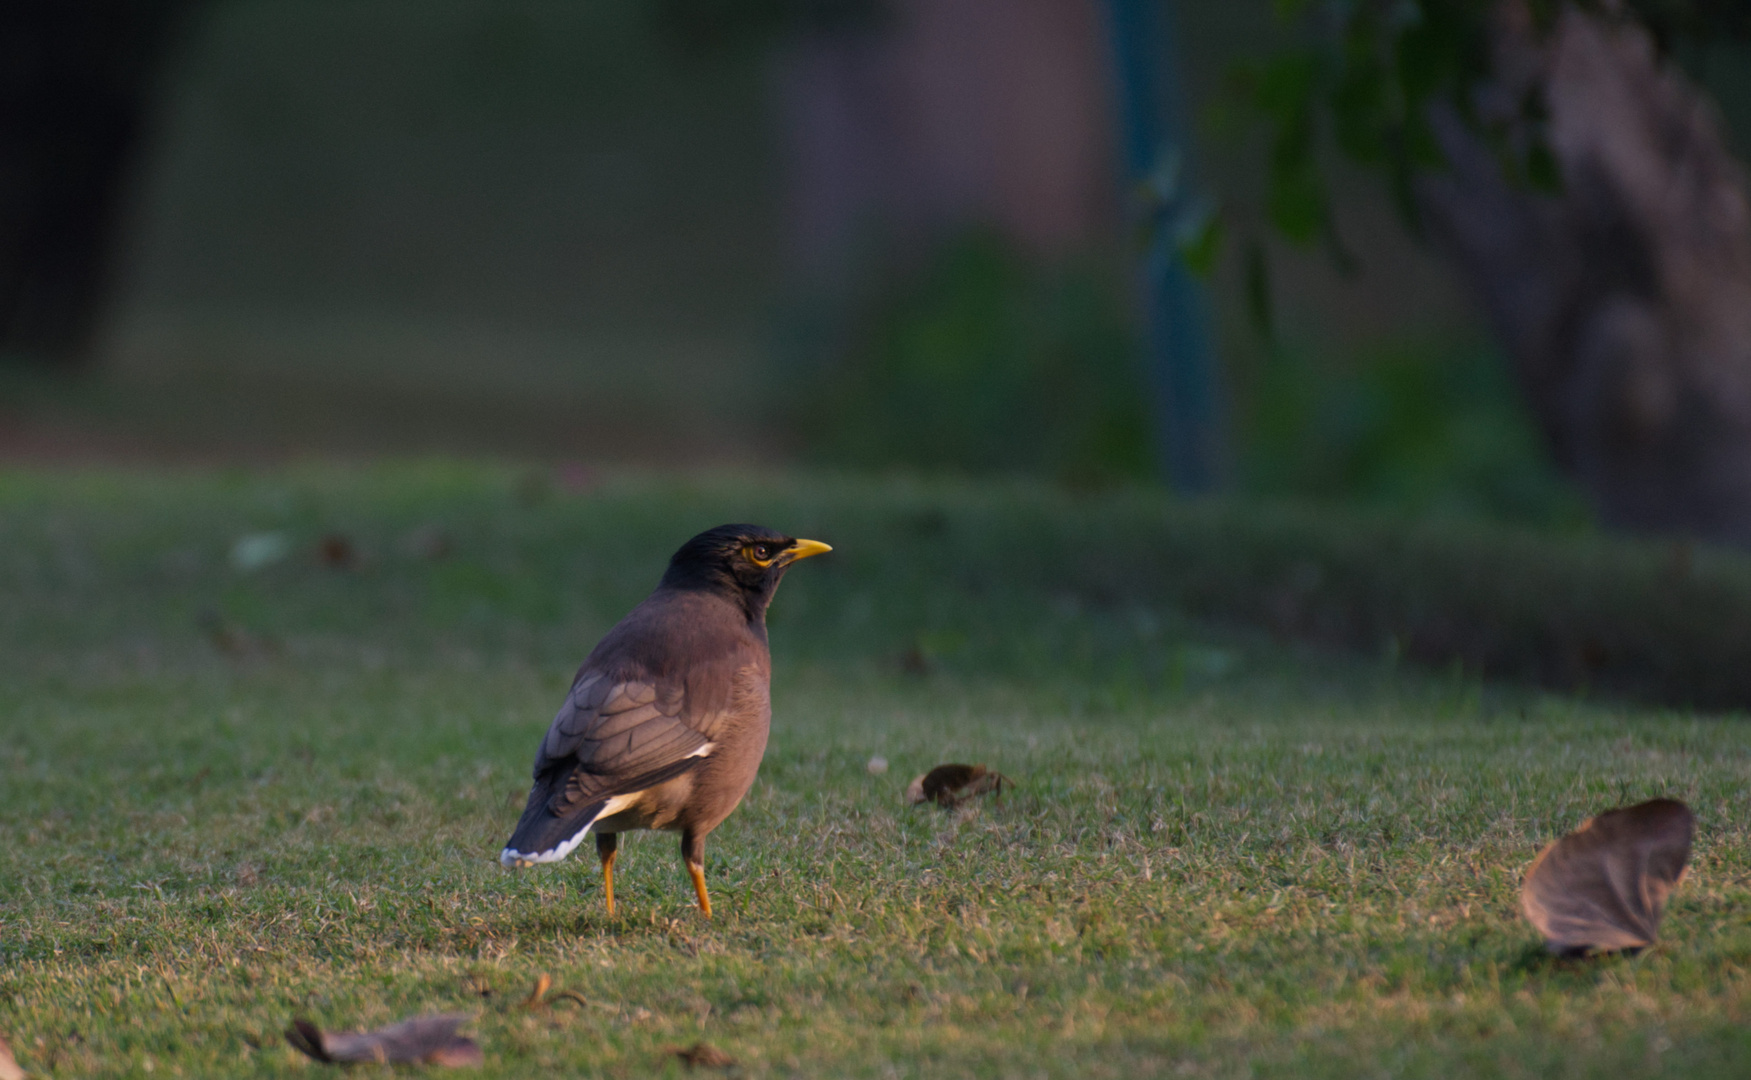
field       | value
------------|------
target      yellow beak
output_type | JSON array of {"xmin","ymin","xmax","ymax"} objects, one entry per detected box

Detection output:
[{"xmin": 785, "ymin": 538, "xmax": 833, "ymax": 562}]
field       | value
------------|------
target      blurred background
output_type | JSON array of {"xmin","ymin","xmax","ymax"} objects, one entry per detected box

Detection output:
[{"xmin": 5, "ymin": 0, "xmax": 1751, "ymax": 537}]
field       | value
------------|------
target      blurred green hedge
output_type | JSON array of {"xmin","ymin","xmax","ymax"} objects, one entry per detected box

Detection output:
[
  {"xmin": 789, "ymin": 235, "xmax": 1153, "ymax": 487},
  {"xmin": 1240, "ymin": 339, "xmax": 1591, "ymax": 528},
  {"xmin": 788, "ymin": 234, "xmax": 1591, "ymax": 531}
]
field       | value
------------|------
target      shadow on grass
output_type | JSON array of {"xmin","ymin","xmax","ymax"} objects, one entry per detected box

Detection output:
[
  {"xmin": 488, "ymin": 906, "xmax": 716, "ymax": 946},
  {"xmin": 1507, "ymin": 940, "xmax": 1648, "ymax": 977}
]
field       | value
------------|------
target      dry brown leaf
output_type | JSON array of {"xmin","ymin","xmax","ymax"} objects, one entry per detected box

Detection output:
[
  {"xmin": 0, "ymin": 1033, "xmax": 25, "ymax": 1080},
  {"xmin": 899, "ymin": 645, "xmax": 932, "ymax": 676},
  {"xmin": 1521, "ymin": 798, "xmax": 1693, "ymax": 955},
  {"xmin": 461, "ymin": 974, "xmax": 493, "ymax": 999},
  {"xmin": 520, "ymin": 974, "xmax": 595, "ymax": 1013},
  {"xmin": 317, "ymin": 534, "xmax": 357, "ymax": 570},
  {"xmin": 522, "ymin": 974, "xmax": 552, "ymax": 1009},
  {"xmin": 667, "ymin": 1041, "xmax": 736, "ymax": 1069},
  {"xmin": 285, "ymin": 1014, "xmax": 482, "ymax": 1067},
  {"xmin": 905, "ymin": 763, "xmax": 1011, "ymax": 808}
]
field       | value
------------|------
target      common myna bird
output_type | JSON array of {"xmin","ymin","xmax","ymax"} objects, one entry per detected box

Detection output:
[{"xmin": 499, "ymin": 524, "xmax": 830, "ymax": 917}]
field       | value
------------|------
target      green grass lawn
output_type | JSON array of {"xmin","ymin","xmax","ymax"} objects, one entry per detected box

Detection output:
[{"xmin": 2, "ymin": 463, "xmax": 1750, "ymax": 1078}]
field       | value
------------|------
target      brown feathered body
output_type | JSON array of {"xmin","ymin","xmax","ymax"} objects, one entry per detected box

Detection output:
[
  {"xmin": 500, "ymin": 525, "xmax": 826, "ymax": 906},
  {"xmin": 541, "ymin": 588, "xmax": 771, "ymax": 845}
]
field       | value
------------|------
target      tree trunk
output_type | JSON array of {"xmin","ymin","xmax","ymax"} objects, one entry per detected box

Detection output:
[
  {"xmin": 0, "ymin": 0, "xmax": 199, "ymax": 368},
  {"xmin": 1417, "ymin": 3, "xmax": 1751, "ymax": 545},
  {"xmin": 774, "ymin": 0, "xmax": 1114, "ymax": 277}
]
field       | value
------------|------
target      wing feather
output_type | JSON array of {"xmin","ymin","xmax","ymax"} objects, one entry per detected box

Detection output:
[
  {"xmin": 506, "ymin": 590, "xmax": 773, "ymax": 864},
  {"xmin": 587, "ymin": 701, "xmax": 666, "ymax": 740},
  {"xmin": 532, "ymin": 665, "xmax": 732, "ymax": 809},
  {"xmin": 600, "ymin": 681, "xmax": 657, "ymax": 712}
]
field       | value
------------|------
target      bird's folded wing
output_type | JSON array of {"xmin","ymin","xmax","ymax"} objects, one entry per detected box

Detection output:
[{"xmin": 535, "ymin": 672, "xmax": 711, "ymax": 796}]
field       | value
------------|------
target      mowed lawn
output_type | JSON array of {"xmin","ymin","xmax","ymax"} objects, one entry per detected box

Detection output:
[{"xmin": 2, "ymin": 464, "xmax": 1750, "ymax": 1079}]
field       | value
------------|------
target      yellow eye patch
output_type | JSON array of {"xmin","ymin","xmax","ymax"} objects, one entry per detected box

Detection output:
[{"xmin": 743, "ymin": 544, "xmax": 776, "ymax": 567}]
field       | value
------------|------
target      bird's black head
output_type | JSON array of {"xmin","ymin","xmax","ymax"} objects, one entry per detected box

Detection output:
[{"xmin": 659, "ymin": 524, "xmax": 831, "ymax": 619}]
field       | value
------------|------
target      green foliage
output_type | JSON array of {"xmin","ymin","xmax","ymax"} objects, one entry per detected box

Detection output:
[
  {"xmin": 1175, "ymin": 211, "xmax": 1225, "ymax": 277},
  {"xmin": 1223, "ymin": 0, "xmax": 1751, "ymax": 521},
  {"xmin": 1238, "ymin": 0, "xmax": 1751, "ymax": 261},
  {"xmin": 1241, "ymin": 339, "xmax": 1590, "ymax": 526},
  {"xmin": 1130, "ymin": 146, "xmax": 1225, "ymax": 277},
  {"xmin": 793, "ymin": 236, "xmax": 1154, "ymax": 486},
  {"xmin": 1233, "ymin": 0, "xmax": 1493, "ymax": 251}
]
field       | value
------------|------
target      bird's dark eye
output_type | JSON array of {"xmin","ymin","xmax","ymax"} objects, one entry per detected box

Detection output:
[{"xmin": 752, "ymin": 545, "xmax": 773, "ymax": 562}]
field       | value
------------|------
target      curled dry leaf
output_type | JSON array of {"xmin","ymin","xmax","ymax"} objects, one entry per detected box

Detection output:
[
  {"xmin": 667, "ymin": 1041, "xmax": 736, "ymax": 1069},
  {"xmin": 285, "ymin": 1014, "xmax": 482, "ymax": 1067},
  {"xmin": 899, "ymin": 645, "xmax": 932, "ymax": 676},
  {"xmin": 317, "ymin": 534, "xmax": 358, "ymax": 570},
  {"xmin": 520, "ymin": 974, "xmax": 591, "ymax": 1011},
  {"xmin": 0, "ymin": 1033, "xmax": 24, "ymax": 1080},
  {"xmin": 460, "ymin": 972, "xmax": 495, "ymax": 999},
  {"xmin": 1521, "ymin": 798, "xmax": 1694, "ymax": 955},
  {"xmin": 905, "ymin": 763, "xmax": 1011, "ymax": 808},
  {"xmin": 522, "ymin": 974, "xmax": 552, "ymax": 1009}
]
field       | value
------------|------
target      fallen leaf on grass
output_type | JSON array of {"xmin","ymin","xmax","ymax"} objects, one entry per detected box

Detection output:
[
  {"xmin": 317, "ymin": 533, "xmax": 358, "ymax": 569},
  {"xmin": 905, "ymin": 763, "xmax": 1011, "ymax": 808},
  {"xmin": 521, "ymin": 974, "xmax": 592, "ymax": 1012},
  {"xmin": 899, "ymin": 645, "xmax": 931, "ymax": 676},
  {"xmin": 0, "ymin": 1033, "xmax": 25, "ymax": 1080},
  {"xmin": 1521, "ymin": 798, "xmax": 1693, "ymax": 955},
  {"xmin": 285, "ymin": 1014, "xmax": 482, "ymax": 1067},
  {"xmin": 523, "ymin": 974, "xmax": 552, "ymax": 1009},
  {"xmin": 462, "ymin": 974, "xmax": 493, "ymax": 999},
  {"xmin": 666, "ymin": 1041, "xmax": 736, "ymax": 1069}
]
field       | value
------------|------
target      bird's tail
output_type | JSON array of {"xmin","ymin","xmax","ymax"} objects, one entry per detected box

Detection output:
[{"xmin": 499, "ymin": 773, "xmax": 617, "ymax": 868}]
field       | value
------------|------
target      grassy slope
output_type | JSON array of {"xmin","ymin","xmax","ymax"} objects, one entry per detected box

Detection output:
[{"xmin": 2, "ymin": 463, "xmax": 1749, "ymax": 1079}]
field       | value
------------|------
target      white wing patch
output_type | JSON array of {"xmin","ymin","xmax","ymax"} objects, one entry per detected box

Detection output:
[{"xmin": 499, "ymin": 793, "xmax": 640, "ymax": 868}]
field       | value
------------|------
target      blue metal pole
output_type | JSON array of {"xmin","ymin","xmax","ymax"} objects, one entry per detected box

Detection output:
[{"xmin": 1105, "ymin": 0, "xmax": 1224, "ymax": 493}]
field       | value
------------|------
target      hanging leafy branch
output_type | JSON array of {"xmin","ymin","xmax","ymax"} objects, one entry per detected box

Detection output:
[
  {"xmin": 1235, "ymin": 0, "xmax": 1751, "ymax": 254},
  {"xmin": 1216, "ymin": 0, "xmax": 1751, "ymax": 344}
]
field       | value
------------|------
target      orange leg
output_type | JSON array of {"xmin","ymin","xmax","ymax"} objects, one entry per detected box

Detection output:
[
  {"xmin": 680, "ymin": 830, "xmax": 711, "ymax": 917},
  {"xmin": 687, "ymin": 861, "xmax": 712, "ymax": 918},
  {"xmin": 595, "ymin": 832, "xmax": 619, "ymax": 917}
]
